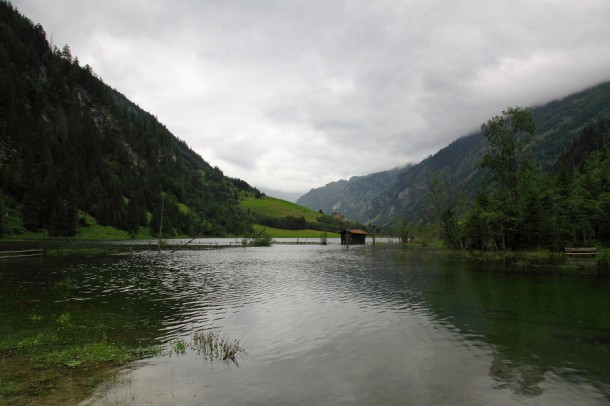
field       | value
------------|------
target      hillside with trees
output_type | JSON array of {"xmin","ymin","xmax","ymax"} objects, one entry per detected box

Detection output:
[
  {"xmin": 0, "ymin": 2, "xmax": 259, "ymax": 238},
  {"xmin": 458, "ymin": 111, "xmax": 610, "ymax": 250},
  {"xmin": 298, "ymin": 81, "xmax": 610, "ymax": 244}
]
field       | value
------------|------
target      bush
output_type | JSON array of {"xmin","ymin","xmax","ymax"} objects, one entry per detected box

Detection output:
[{"xmin": 249, "ymin": 229, "xmax": 273, "ymax": 247}]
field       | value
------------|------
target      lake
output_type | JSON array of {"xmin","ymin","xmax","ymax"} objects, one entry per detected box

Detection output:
[{"xmin": 1, "ymin": 243, "xmax": 610, "ymax": 405}]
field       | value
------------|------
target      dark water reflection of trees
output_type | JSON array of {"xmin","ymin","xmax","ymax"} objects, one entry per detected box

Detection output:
[{"xmin": 414, "ymin": 256, "xmax": 610, "ymax": 396}]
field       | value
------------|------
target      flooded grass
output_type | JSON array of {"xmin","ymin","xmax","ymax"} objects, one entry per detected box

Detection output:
[
  {"xmin": 0, "ymin": 339, "xmax": 160, "ymax": 405},
  {"xmin": 1, "ymin": 355, "xmax": 121, "ymax": 405},
  {"xmin": 1, "ymin": 337, "xmax": 160, "ymax": 405},
  {"xmin": 170, "ymin": 330, "xmax": 246, "ymax": 365},
  {"xmin": 170, "ymin": 339, "xmax": 187, "ymax": 355},
  {"xmin": 191, "ymin": 330, "xmax": 246, "ymax": 364},
  {"xmin": 0, "ymin": 295, "xmax": 161, "ymax": 405},
  {"xmin": 45, "ymin": 343, "xmax": 161, "ymax": 368},
  {"xmin": 1, "ymin": 323, "xmax": 244, "ymax": 405}
]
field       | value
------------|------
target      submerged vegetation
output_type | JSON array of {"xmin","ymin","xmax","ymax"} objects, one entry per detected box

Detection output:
[
  {"xmin": 0, "ymin": 248, "xmax": 250, "ymax": 405},
  {"xmin": 191, "ymin": 330, "xmax": 246, "ymax": 364},
  {"xmin": 0, "ymin": 308, "xmax": 161, "ymax": 404},
  {"xmin": 0, "ymin": 276, "xmax": 245, "ymax": 404}
]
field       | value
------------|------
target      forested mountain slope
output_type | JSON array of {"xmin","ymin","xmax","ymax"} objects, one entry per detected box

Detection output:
[
  {"xmin": 296, "ymin": 167, "xmax": 405, "ymax": 221},
  {"xmin": 298, "ymin": 81, "xmax": 610, "ymax": 227},
  {"xmin": 0, "ymin": 2, "xmax": 258, "ymax": 238}
]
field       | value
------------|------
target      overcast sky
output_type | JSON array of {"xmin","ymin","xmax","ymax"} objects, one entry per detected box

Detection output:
[{"xmin": 12, "ymin": 0, "xmax": 610, "ymax": 195}]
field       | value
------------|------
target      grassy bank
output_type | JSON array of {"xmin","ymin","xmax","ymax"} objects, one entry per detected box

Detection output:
[{"xmin": 4, "ymin": 213, "xmax": 153, "ymax": 241}]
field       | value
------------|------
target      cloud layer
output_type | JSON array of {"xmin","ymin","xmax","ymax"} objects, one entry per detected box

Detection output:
[{"xmin": 13, "ymin": 0, "xmax": 610, "ymax": 193}]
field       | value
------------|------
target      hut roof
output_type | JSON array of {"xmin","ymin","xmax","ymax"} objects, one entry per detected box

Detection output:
[{"xmin": 341, "ymin": 229, "xmax": 368, "ymax": 235}]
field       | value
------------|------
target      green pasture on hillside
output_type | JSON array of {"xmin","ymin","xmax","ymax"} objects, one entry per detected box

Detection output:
[
  {"xmin": 240, "ymin": 196, "xmax": 322, "ymax": 222},
  {"xmin": 253, "ymin": 225, "xmax": 340, "ymax": 239}
]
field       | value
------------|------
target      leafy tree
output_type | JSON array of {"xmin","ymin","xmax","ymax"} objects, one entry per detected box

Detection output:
[
  {"xmin": 481, "ymin": 106, "xmax": 535, "ymax": 196},
  {"xmin": 479, "ymin": 107, "xmax": 535, "ymax": 249}
]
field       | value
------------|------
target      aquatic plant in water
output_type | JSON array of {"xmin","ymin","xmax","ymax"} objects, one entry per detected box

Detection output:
[
  {"xmin": 170, "ymin": 339, "xmax": 187, "ymax": 355},
  {"xmin": 169, "ymin": 331, "xmax": 246, "ymax": 365},
  {"xmin": 192, "ymin": 330, "xmax": 246, "ymax": 364}
]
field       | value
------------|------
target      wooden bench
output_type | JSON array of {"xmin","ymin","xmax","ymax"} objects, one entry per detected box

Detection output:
[
  {"xmin": 564, "ymin": 247, "xmax": 598, "ymax": 257},
  {"xmin": 0, "ymin": 249, "xmax": 44, "ymax": 259}
]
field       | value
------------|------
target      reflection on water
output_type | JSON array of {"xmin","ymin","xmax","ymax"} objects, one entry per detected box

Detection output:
[{"xmin": 2, "ymin": 244, "xmax": 610, "ymax": 405}]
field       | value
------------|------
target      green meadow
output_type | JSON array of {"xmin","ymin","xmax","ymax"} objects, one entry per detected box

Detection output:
[
  {"xmin": 252, "ymin": 225, "xmax": 339, "ymax": 239},
  {"xmin": 241, "ymin": 196, "xmax": 345, "ymax": 238},
  {"xmin": 240, "ymin": 196, "xmax": 322, "ymax": 221}
]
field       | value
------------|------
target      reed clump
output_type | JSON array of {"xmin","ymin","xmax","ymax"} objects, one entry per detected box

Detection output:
[
  {"xmin": 168, "ymin": 330, "xmax": 246, "ymax": 365},
  {"xmin": 192, "ymin": 331, "xmax": 246, "ymax": 364}
]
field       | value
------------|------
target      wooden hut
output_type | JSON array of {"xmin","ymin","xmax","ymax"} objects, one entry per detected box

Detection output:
[{"xmin": 340, "ymin": 229, "xmax": 368, "ymax": 245}]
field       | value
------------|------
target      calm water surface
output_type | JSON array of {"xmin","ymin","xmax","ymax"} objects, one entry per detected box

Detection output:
[{"xmin": 3, "ymin": 244, "xmax": 610, "ymax": 405}]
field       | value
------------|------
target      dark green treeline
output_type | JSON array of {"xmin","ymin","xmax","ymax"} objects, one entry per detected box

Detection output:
[
  {"xmin": 434, "ymin": 107, "xmax": 610, "ymax": 250},
  {"xmin": 0, "ymin": 2, "xmax": 258, "ymax": 238}
]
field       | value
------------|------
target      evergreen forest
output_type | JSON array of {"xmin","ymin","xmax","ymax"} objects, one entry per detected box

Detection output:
[{"xmin": 0, "ymin": 2, "xmax": 260, "ymax": 238}]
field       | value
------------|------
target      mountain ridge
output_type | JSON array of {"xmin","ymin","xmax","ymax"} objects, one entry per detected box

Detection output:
[
  {"xmin": 0, "ymin": 2, "xmax": 258, "ymax": 238},
  {"xmin": 297, "ymin": 81, "xmax": 610, "ymax": 226}
]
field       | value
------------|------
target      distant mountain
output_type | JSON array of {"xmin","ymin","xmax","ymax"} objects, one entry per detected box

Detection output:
[
  {"xmin": 0, "ymin": 3, "xmax": 257, "ymax": 238},
  {"xmin": 297, "ymin": 167, "xmax": 406, "ymax": 220},
  {"xmin": 297, "ymin": 81, "xmax": 610, "ymax": 227}
]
